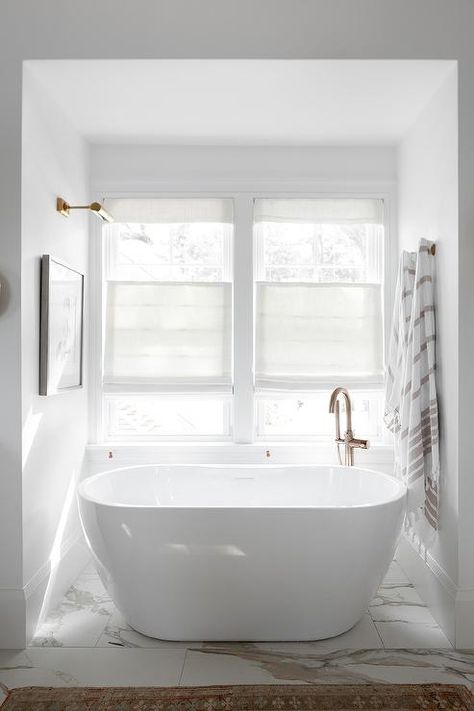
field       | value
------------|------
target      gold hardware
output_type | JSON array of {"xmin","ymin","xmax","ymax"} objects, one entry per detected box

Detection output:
[
  {"xmin": 329, "ymin": 387, "xmax": 370, "ymax": 466},
  {"xmin": 430, "ymin": 243, "xmax": 436, "ymax": 256},
  {"xmin": 57, "ymin": 197, "xmax": 114, "ymax": 223}
]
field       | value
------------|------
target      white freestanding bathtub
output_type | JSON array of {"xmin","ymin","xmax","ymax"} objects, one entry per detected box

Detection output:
[{"xmin": 78, "ymin": 464, "xmax": 406, "ymax": 641}]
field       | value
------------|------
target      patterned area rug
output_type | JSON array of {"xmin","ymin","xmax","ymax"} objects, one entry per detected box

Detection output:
[{"xmin": 1, "ymin": 684, "xmax": 473, "ymax": 710}]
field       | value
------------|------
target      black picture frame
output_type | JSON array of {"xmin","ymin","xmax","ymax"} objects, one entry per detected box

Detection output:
[{"xmin": 39, "ymin": 254, "xmax": 84, "ymax": 396}]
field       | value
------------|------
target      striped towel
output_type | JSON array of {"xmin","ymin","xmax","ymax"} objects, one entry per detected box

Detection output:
[{"xmin": 384, "ymin": 239, "xmax": 440, "ymax": 530}]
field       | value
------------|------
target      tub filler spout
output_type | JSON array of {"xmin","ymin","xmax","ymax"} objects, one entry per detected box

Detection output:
[{"xmin": 329, "ymin": 386, "xmax": 370, "ymax": 466}]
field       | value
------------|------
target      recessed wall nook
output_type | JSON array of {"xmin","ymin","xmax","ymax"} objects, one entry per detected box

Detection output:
[{"xmin": 1, "ymin": 23, "xmax": 472, "ymax": 694}]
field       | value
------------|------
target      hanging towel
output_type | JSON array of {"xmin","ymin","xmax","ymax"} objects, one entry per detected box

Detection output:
[
  {"xmin": 384, "ymin": 251, "xmax": 416, "ymax": 434},
  {"xmin": 384, "ymin": 239, "xmax": 440, "ymax": 531}
]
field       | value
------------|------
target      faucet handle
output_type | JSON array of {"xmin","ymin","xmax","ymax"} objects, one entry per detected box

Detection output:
[{"xmin": 349, "ymin": 437, "xmax": 370, "ymax": 450}]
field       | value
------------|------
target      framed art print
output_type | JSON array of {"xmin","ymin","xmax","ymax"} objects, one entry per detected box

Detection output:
[{"xmin": 39, "ymin": 255, "xmax": 84, "ymax": 396}]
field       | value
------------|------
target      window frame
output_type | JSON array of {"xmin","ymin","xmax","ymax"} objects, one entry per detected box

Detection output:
[{"xmin": 88, "ymin": 186, "xmax": 395, "ymax": 444}]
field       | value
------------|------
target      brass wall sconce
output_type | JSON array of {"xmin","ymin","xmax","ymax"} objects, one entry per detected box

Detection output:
[{"xmin": 56, "ymin": 197, "xmax": 114, "ymax": 223}]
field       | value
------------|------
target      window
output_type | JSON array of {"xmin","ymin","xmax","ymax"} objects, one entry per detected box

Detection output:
[
  {"xmin": 96, "ymin": 195, "xmax": 386, "ymax": 442},
  {"xmin": 254, "ymin": 198, "xmax": 384, "ymax": 440},
  {"xmin": 101, "ymin": 198, "xmax": 233, "ymax": 440},
  {"xmin": 257, "ymin": 392, "xmax": 384, "ymax": 442}
]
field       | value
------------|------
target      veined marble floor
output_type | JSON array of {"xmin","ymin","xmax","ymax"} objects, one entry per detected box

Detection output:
[{"xmin": 1, "ymin": 558, "xmax": 474, "ymax": 703}]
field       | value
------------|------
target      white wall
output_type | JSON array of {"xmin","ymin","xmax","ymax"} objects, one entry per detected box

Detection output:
[
  {"xmin": 397, "ymin": 68, "xmax": 459, "ymax": 639},
  {"xmin": 20, "ymin": 67, "xmax": 90, "ymax": 643},
  {"xmin": 91, "ymin": 145, "xmax": 396, "ymax": 189},
  {"xmin": 1, "ymin": 0, "xmax": 474, "ymax": 648}
]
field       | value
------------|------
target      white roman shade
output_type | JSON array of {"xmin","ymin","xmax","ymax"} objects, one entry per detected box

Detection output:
[
  {"xmin": 104, "ymin": 282, "xmax": 232, "ymax": 387},
  {"xmin": 254, "ymin": 198, "xmax": 384, "ymax": 225},
  {"xmin": 256, "ymin": 283, "xmax": 383, "ymax": 388},
  {"xmin": 104, "ymin": 198, "xmax": 233, "ymax": 224}
]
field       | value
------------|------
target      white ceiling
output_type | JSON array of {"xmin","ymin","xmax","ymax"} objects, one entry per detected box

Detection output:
[{"xmin": 27, "ymin": 60, "xmax": 455, "ymax": 146}]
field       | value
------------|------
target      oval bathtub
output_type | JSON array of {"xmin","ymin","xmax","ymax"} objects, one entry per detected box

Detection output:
[{"xmin": 78, "ymin": 464, "xmax": 406, "ymax": 641}]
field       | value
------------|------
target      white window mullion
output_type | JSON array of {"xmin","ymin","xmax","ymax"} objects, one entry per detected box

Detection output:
[
  {"xmin": 233, "ymin": 195, "xmax": 255, "ymax": 443},
  {"xmin": 88, "ymin": 218, "xmax": 106, "ymax": 443},
  {"xmin": 367, "ymin": 224, "xmax": 383, "ymax": 283}
]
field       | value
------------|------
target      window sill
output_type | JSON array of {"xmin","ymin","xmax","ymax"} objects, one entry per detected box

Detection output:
[{"xmin": 85, "ymin": 441, "xmax": 394, "ymax": 472}]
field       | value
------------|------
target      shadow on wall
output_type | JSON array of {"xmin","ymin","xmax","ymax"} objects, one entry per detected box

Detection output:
[
  {"xmin": 0, "ymin": 274, "xmax": 10, "ymax": 316},
  {"xmin": 0, "ymin": 269, "xmax": 20, "ymax": 317},
  {"xmin": 22, "ymin": 403, "xmax": 89, "ymax": 638},
  {"xmin": 36, "ymin": 470, "xmax": 80, "ymax": 626}
]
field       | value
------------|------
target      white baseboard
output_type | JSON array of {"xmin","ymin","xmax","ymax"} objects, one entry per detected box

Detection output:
[
  {"xmin": 397, "ymin": 534, "xmax": 456, "ymax": 645},
  {"xmin": 0, "ymin": 529, "xmax": 90, "ymax": 649},
  {"xmin": 398, "ymin": 534, "xmax": 474, "ymax": 648},
  {"xmin": 0, "ymin": 588, "xmax": 27, "ymax": 649},
  {"xmin": 454, "ymin": 588, "xmax": 474, "ymax": 649}
]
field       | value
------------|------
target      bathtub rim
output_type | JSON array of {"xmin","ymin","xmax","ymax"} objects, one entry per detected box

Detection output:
[{"xmin": 77, "ymin": 462, "xmax": 407, "ymax": 511}]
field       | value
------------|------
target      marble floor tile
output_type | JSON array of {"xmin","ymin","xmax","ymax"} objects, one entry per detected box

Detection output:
[
  {"xmin": 369, "ymin": 584, "xmax": 445, "ymax": 625},
  {"xmin": 180, "ymin": 647, "xmax": 474, "ymax": 686},
  {"xmin": 31, "ymin": 576, "xmax": 113, "ymax": 648},
  {"xmin": 334, "ymin": 650, "xmax": 474, "ymax": 686},
  {"xmin": 253, "ymin": 615, "xmax": 383, "ymax": 653},
  {"xmin": 0, "ymin": 651, "xmax": 31, "ymax": 668},
  {"xmin": 97, "ymin": 610, "xmax": 202, "ymax": 650},
  {"xmin": 371, "ymin": 610, "xmax": 440, "ymax": 629},
  {"xmin": 79, "ymin": 560, "xmax": 98, "ymax": 577},
  {"xmin": 3, "ymin": 647, "xmax": 473, "ymax": 691},
  {"xmin": 0, "ymin": 648, "xmax": 186, "ymax": 688},
  {"xmin": 374, "ymin": 620, "xmax": 452, "ymax": 649},
  {"xmin": 370, "ymin": 583, "xmax": 426, "ymax": 611},
  {"xmin": 69, "ymin": 574, "xmax": 114, "ymax": 608},
  {"xmin": 180, "ymin": 648, "xmax": 301, "ymax": 686},
  {"xmin": 368, "ymin": 583, "xmax": 452, "ymax": 649},
  {"xmin": 0, "ymin": 650, "xmax": 74, "ymax": 689},
  {"xmin": 382, "ymin": 561, "xmax": 410, "ymax": 585}
]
